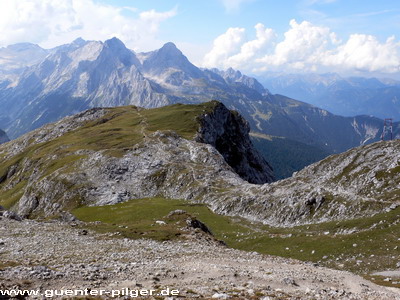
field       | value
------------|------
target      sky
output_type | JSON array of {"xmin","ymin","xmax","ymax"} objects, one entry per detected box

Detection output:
[{"xmin": 0, "ymin": 0, "xmax": 399, "ymax": 77}]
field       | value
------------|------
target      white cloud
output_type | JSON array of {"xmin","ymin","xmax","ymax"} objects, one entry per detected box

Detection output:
[
  {"xmin": 257, "ymin": 19, "xmax": 339, "ymax": 70},
  {"xmin": 203, "ymin": 27, "xmax": 246, "ymax": 68},
  {"xmin": 0, "ymin": 0, "xmax": 177, "ymax": 51},
  {"xmin": 322, "ymin": 34, "xmax": 400, "ymax": 73},
  {"xmin": 139, "ymin": 8, "xmax": 177, "ymax": 33},
  {"xmin": 203, "ymin": 19, "xmax": 400, "ymax": 75},
  {"xmin": 226, "ymin": 23, "xmax": 276, "ymax": 68}
]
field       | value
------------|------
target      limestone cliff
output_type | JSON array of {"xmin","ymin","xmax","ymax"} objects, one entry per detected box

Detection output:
[{"xmin": 196, "ymin": 101, "xmax": 274, "ymax": 184}]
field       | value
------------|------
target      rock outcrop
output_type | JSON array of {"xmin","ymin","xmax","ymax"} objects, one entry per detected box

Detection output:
[{"xmin": 196, "ymin": 101, "xmax": 274, "ymax": 184}]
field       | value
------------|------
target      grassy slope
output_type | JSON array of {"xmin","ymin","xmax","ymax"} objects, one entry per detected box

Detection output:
[
  {"xmin": 0, "ymin": 102, "xmax": 219, "ymax": 209},
  {"xmin": 73, "ymin": 197, "xmax": 400, "ymax": 288}
]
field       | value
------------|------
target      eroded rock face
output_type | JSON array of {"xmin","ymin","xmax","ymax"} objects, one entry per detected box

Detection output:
[{"xmin": 196, "ymin": 102, "xmax": 274, "ymax": 184}]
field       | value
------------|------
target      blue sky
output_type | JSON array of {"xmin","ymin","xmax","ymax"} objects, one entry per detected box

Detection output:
[
  {"xmin": 0, "ymin": 0, "xmax": 399, "ymax": 77},
  {"xmin": 118, "ymin": 0, "xmax": 400, "ymax": 43}
]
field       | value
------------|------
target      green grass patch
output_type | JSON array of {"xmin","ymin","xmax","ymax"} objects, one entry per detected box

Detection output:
[
  {"xmin": 142, "ymin": 101, "xmax": 219, "ymax": 140},
  {"xmin": 73, "ymin": 198, "xmax": 400, "ymax": 285},
  {"xmin": 0, "ymin": 180, "xmax": 27, "ymax": 209},
  {"xmin": 72, "ymin": 197, "xmax": 251, "ymax": 242},
  {"xmin": 0, "ymin": 261, "xmax": 20, "ymax": 270},
  {"xmin": 364, "ymin": 275, "xmax": 400, "ymax": 289}
]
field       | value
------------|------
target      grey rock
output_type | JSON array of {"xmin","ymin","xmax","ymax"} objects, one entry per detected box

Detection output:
[
  {"xmin": 167, "ymin": 210, "xmax": 187, "ymax": 217},
  {"xmin": 282, "ymin": 277, "xmax": 298, "ymax": 286},
  {"xmin": 2, "ymin": 210, "xmax": 22, "ymax": 221},
  {"xmin": 196, "ymin": 101, "xmax": 274, "ymax": 184},
  {"xmin": 186, "ymin": 218, "xmax": 213, "ymax": 235}
]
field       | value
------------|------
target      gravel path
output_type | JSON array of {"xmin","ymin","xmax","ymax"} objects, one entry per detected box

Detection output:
[{"xmin": 0, "ymin": 217, "xmax": 399, "ymax": 299}]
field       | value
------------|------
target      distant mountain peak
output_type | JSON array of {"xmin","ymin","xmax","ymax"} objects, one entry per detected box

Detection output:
[
  {"xmin": 104, "ymin": 37, "xmax": 126, "ymax": 49},
  {"xmin": 156, "ymin": 42, "xmax": 184, "ymax": 59},
  {"xmin": 160, "ymin": 42, "xmax": 179, "ymax": 51},
  {"xmin": 210, "ymin": 67, "xmax": 268, "ymax": 95},
  {"xmin": 99, "ymin": 37, "xmax": 140, "ymax": 68},
  {"xmin": 5, "ymin": 42, "xmax": 43, "ymax": 52},
  {"xmin": 72, "ymin": 37, "xmax": 86, "ymax": 46},
  {"xmin": 141, "ymin": 42, "xmax": 203, "ymax": 79},
  {"xmin": 225, "ymin": 67, "xmax": 243, "ymax": 80}
]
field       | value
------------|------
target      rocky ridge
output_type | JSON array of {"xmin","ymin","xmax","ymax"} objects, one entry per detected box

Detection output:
[
  {"xmin": 0, "ymin": 102, "xmax": 398, "ymax": 227},
  {"xmin": 0, "ymin": 102, "xmax": 275, "ymax": 219}
]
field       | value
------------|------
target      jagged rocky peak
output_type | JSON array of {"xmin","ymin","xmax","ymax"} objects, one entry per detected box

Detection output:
[
  {"xmin": 0, "ymin": 129, "xmax": 9, "ymax": 144},
  {"xmin": 141, "ymin": 42, "xmax": 204, "ymax": 78},
  {"xmin": 104, "ymin": 37, "xmax": 127, "ymax": 50},
  {"xmin": 99, "ymin": 37, "xmax": 141, "ymax": 68},
  {"xmin": 159, "ymin": 41, "xmax": 180, "ymax": 53},
  {"xmin": 196, "ymin": 101, "xmax": 274, "ymax": 184},
  {"xmin": 211, "ymin": 67, "xmax": 268, "ymax": 95},
  {"xmin": 224, "ymin": 67, "xmax": 243, "ymax": 80},
  {"xmin": 71, "ymin": 37, "xmax": 87, "ymax": 46},
  {"xmin": 0, "ymin": 42, "xmax": 48, "ymax": 72}
]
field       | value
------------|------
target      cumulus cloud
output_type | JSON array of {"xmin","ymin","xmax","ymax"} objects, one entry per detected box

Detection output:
[
  {"xmin": 323, "ymin": 34, "xmax": 400, "ymax": 73},
  {"xmin": 0, "ymin": 0, "xmax": 177, "ymax": 51},
  {"xmin": 227, "ymin": 23, "xmax": 276, "ymax": 69},
  {"xmin": 203, "ymin": 19, "xmax": 400, "ymax": 75},
  {"xmin": 203, "ymin": 23, "xmax": 276, "ymax": 69},
  {"xmin": 257, "ymin": 19, "xmax": 339, "ymax": 71},
  {"xmin": 203, "ymin": 27, "xmax": 246, "ymax": 68}
]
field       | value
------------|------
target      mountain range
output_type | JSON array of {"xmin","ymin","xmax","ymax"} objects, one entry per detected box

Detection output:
[
  {"xmin": 260, "ymin": 72, "xmax": 400, "ymax": 121},
  {"xmin": 0, "ymin": 37, "xmax": 399, "ymax": 157}
]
